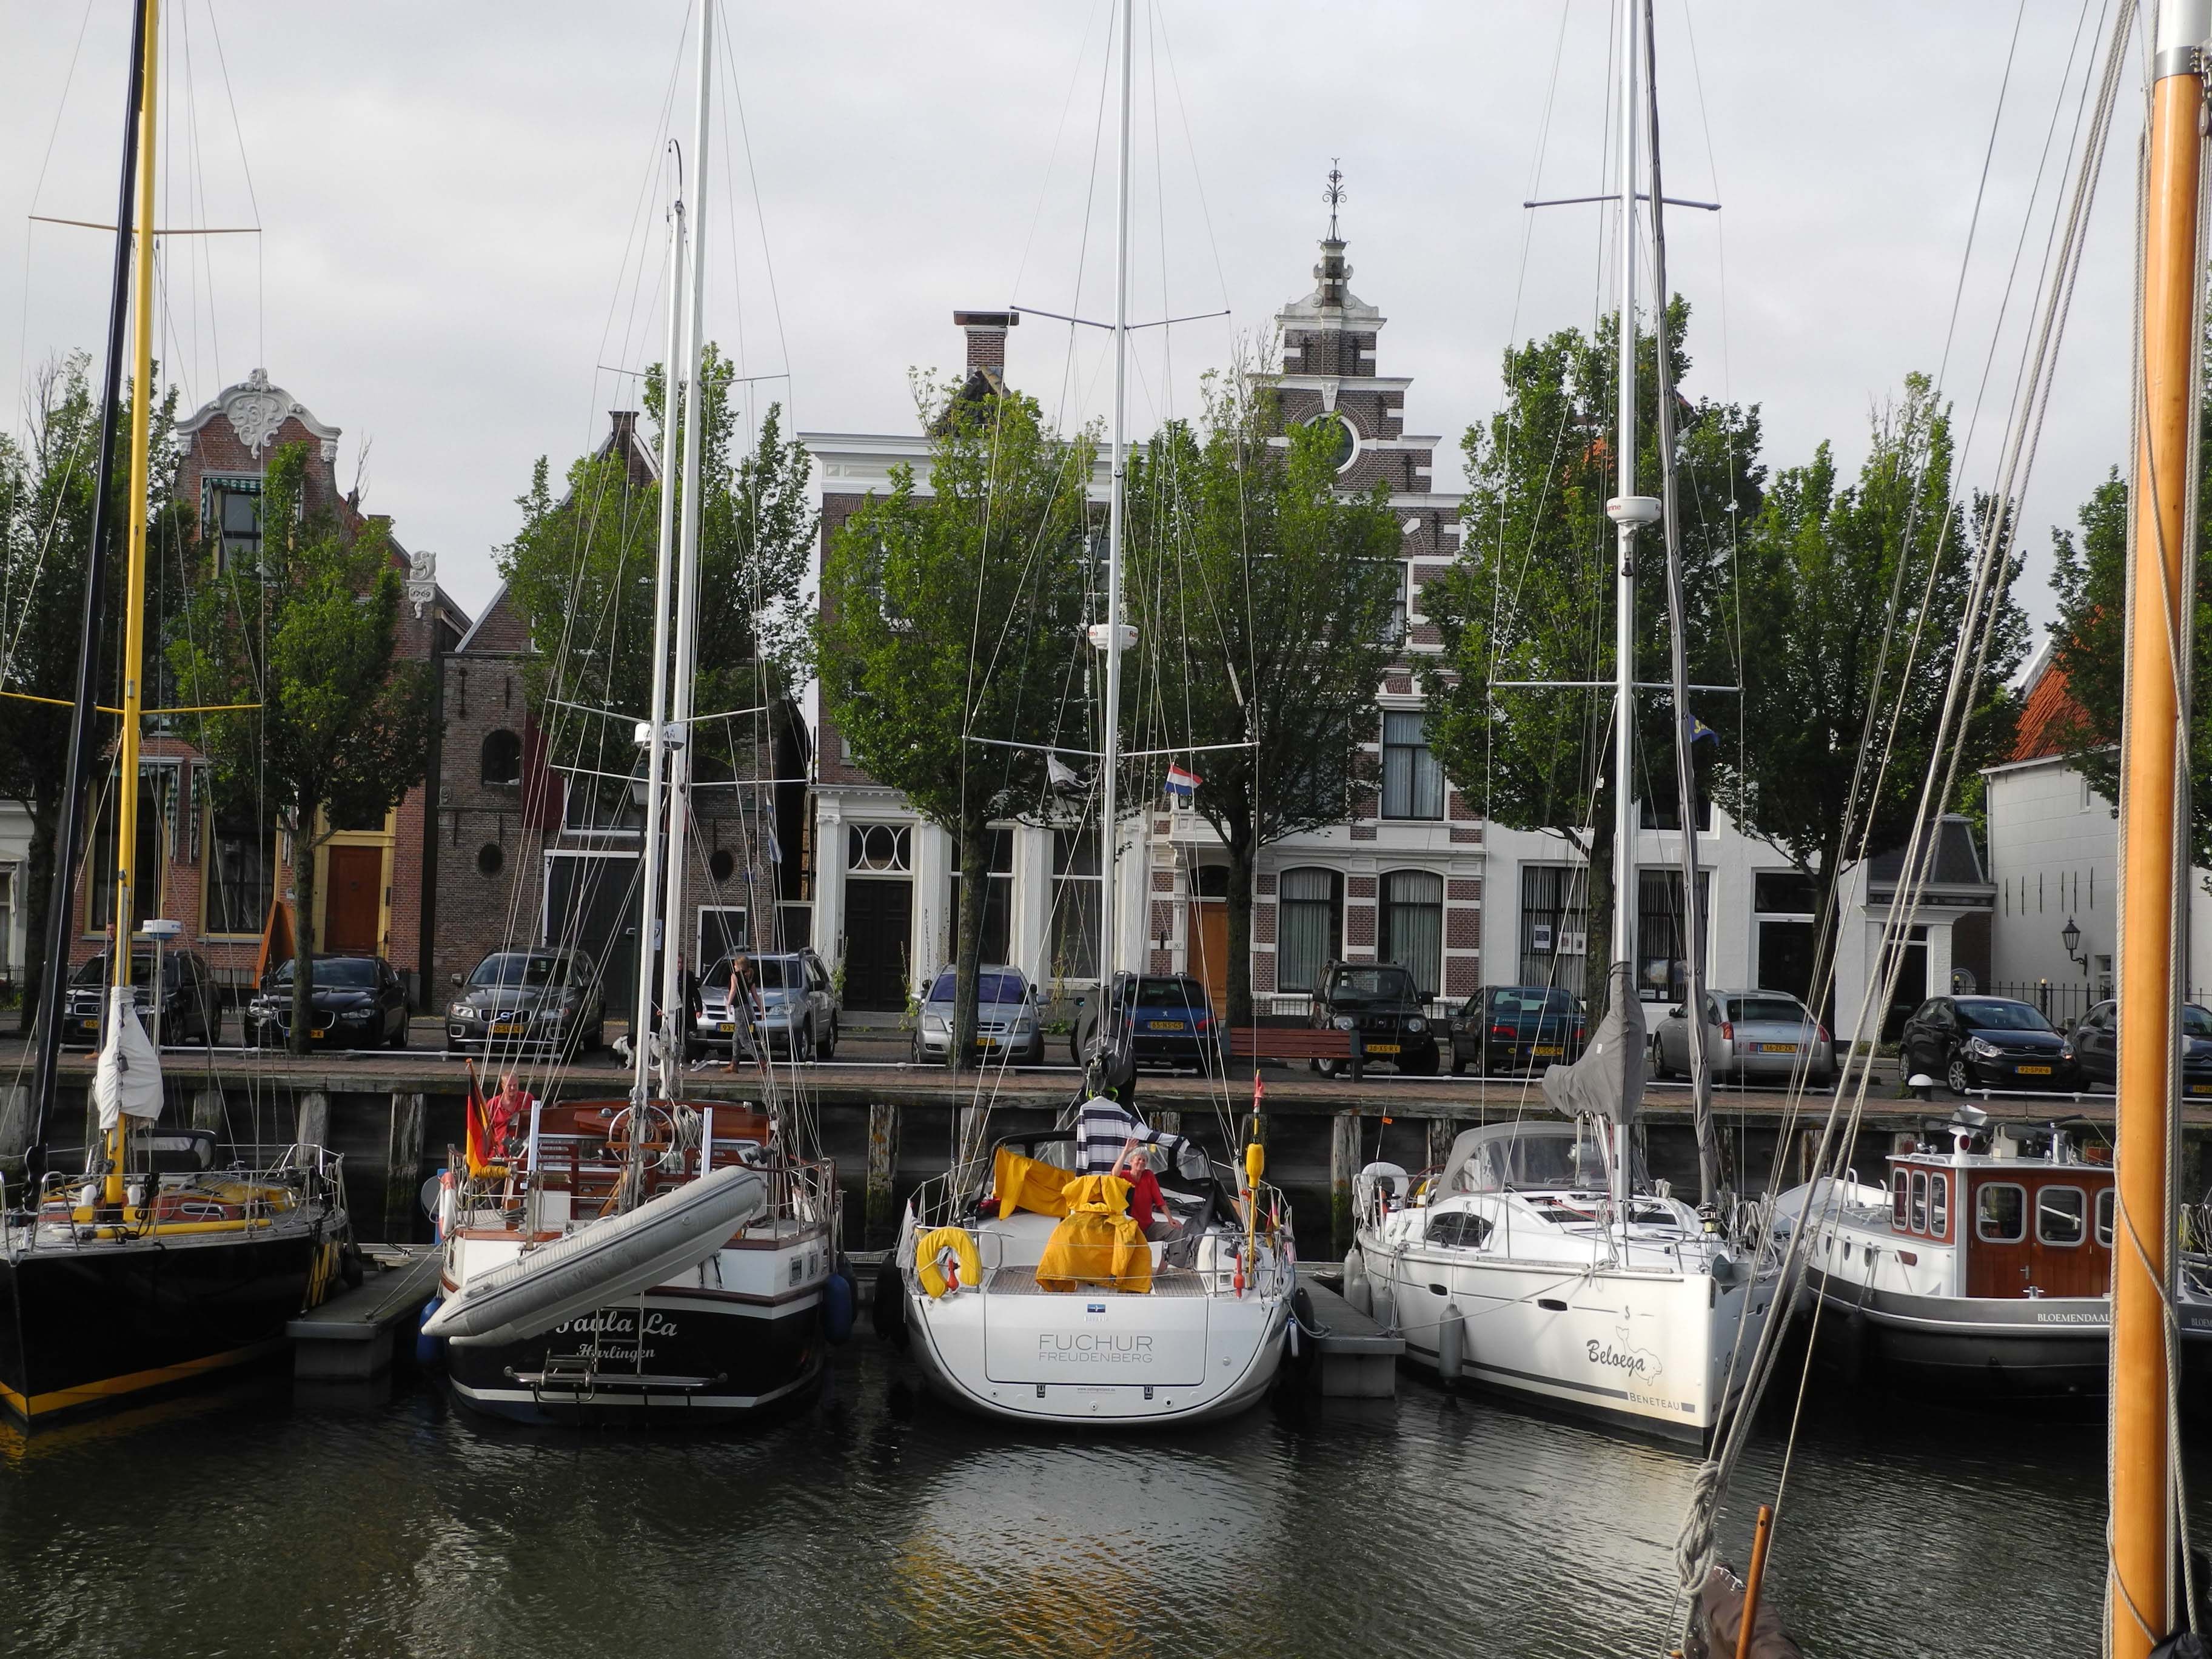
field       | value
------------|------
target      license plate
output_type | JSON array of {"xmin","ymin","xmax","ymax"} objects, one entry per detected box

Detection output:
[
  {"xmin": 1534, "ymin": 1045, "xmax": 1562, "ymax": 1057},
  {"xmin": 719, "ymin": 1022, "xmax": 736, "ymax": 1034},
  {"xmin": 2191, "ymin": 1084, "xmax": 2212, "ymax": 1096},
  {"xmin": 312, "ymin": 1026, "xmax": 330, "ymax": 1038},
  {"xmin": 81, "ymin": 1019, "xmax": 99, "ymax": 1031},
  {"xmin": 491, "ymin": 1021, "xmax": 525, "ymax": 1036},
  {"xmin": 1147, "ymin": 1021, "xmax": 1185, "ymax": 1031},
  {"xmin": 2017, "ymin": 1064, "xmax": 2052, "ymax": 1076},
  {"xmin": 1367, "ymin": 1042, "xmax": 1400, "ymax": 1055},
  {"xmin": 1755, "ymin": 1043, "xmax": 1798, "ymax": 1054},
  {"xmin": 977, "ymin": 1037, "xmax": 999, "ymax": 1049}
]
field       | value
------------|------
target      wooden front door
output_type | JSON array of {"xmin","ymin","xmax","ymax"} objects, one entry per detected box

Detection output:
[
  {"xmin": 843, "ymin": 878, "xmax": 913, "ymax": 1011},
  {"xmin": 324, "ymin": 845, "xmax": 384, "ymax": 953},
  {"xmin": 1188, "ymin": 898, "xmax": 1229, "ymax": 1013}
]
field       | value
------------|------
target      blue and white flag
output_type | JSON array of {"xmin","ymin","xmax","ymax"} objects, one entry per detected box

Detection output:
[
  {"xmin": 1685, "ymin": 712, "xmax": 1718, "ymax": 747},
  {"xmin": 1164, "ymin": 763, "xmax": 1202, "ymax": 803}
]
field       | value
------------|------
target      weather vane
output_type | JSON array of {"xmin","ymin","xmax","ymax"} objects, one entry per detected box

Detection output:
[{"xmin": 1325, "ymin": 159, "xmax": 1346, "ymax": 240}]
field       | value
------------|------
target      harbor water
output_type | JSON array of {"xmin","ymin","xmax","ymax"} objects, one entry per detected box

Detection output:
[{"xmin": 0, "ymin": 1337, "xmax": 2165, "ymax": 1658}]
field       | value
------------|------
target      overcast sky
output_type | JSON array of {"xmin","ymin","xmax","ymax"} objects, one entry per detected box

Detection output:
[{"xmin": 0, "ymin": 2, "xmax": 2150, "ymax": 642}]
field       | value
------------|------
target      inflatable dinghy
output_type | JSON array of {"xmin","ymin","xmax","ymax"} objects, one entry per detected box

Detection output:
[{"xmin": 427, "ymin": 1166, "xmax": 768, "ymax": 1347}]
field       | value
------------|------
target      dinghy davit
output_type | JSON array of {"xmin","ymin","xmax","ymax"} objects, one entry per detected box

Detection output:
[{"xmin": 427, "ymin": 1165, "xmax": 767, "ymax": 1348}]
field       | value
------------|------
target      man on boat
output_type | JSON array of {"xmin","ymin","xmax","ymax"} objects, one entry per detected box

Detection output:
[
  {"xmin": 1074, "ymin": 1094, "xmax": 1186, "ymax": 1176},
  {"xmin": 486, "ymin": 1072, "xmax": 534, "ymax": 1161}
]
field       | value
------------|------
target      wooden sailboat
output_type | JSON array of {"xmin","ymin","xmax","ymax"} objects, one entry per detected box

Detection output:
[
  {"xmin": 427, "ymin": 0, "xmax": 845, "ymax": 1425},
  {"xmin": 1, "ymin": 0, "xmax": 349, "ymax": 1423}
]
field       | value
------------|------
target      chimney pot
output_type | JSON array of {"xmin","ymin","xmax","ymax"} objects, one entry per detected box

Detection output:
[{"xmin": 953, "ymin": 309, "xmax": 1018, "ymax": 377}]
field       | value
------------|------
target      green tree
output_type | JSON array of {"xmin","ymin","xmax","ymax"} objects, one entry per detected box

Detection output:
[
  {"xmin": 168, "ymin": 443, "xmax": 436, "ymax": 1054},
  {"xmin": 1423, "ymin": 304, "xmax": 1760, "ymax": 1007},
  {"xmin": 1122, "ymin": 373, "xmax": 1403, "ymax": 1026},
  {"xmin": 498, "ymin": 346, "xmax": 816, "ymax": 796},
  {"xmin": 0, "ymin": 354, "xmax": 183, "ymax": 1030},
  {"xmin": 814, "ymin": 380, "xmax": 1093, "ymax": 1067},
  {"xmin": 1717, "ymin": 377, "xmax": 2026, "ymax": 1000}
]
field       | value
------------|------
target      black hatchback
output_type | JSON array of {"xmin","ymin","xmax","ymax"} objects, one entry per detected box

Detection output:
[
  {"xmin": 1310, "ymin": 960, "xmax": 1440, "ymax": 1076},
  {"xmin": 2067, "ymin": 999, "xmax": 2212, "ymax": 1095},
  {"xmin": 250, "ymin": 954, "xmax": 411, "ymax": 1050},
  {"xmin": 1899, "ymin": 995, "xmax": 2079, "ymax": 1095},
  {"xmin": 1449, "ymin": 985, "xmax": 1587, "ymax": 1076}
]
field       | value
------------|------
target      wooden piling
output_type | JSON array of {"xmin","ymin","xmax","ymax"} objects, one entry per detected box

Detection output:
[
  {"xmin": 0, "ymin": 1085, "xmax": 29, "ymax": 1173},
  {"xmin": 295, "ymin": 1091, "xmax": 330, "ymax": 1159},
  {"xmin": 1426, "ymin": 1115, "xmax": 1455, "ymax": 1179},
  {"xmin": 1330, "ymin": 1109, "xmax": 1362, "ymax": 1256},
  {"xmin": 384, "ymin": 1093, "xmax": 424, "ymax": 1244},
  {"xmin": 865, "ymin": 1102, "xmax": 900, "ymax": 1249}
]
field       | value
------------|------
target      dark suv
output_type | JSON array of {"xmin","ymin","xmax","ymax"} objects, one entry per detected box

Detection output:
[
  {"xmin": 1310, "ymin": 960, "xmax": 1440, "ymax": 1076},
  {"xmin": 64, "ymin": 948, "xmax": 222, "ymax": 1048}
]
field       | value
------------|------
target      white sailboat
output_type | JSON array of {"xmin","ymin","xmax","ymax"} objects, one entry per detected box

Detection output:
[
  {"xmin": 1349, "ymin": 0, "xmax": 1772, "ymax": 1444},
  {"xmin": 428, "ymin": 1, "xmax": 842, "ymax": 1424},
  {"xmin": 886, "ymin": 0, "xmax": 1294, "ymax": 1428}
]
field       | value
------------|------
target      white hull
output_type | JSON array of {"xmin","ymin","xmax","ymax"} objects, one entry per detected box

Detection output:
[
  {"xmin": 1360, "ymin": 1233, "xmax": 1766, "ymax": 1441},
  {"xmin": 898, "ymin": 1210, "xmax": 1291, "ymax": 1428}
]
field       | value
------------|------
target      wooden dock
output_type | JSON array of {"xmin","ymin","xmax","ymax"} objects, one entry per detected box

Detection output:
[
  {"xmin": 1298, "ymin": 1267, "xmax": 1403, "ymax": 1398},
  {"xmin": 287, "ymin": 1245, "xmax": 441, "ymax": 1379}
]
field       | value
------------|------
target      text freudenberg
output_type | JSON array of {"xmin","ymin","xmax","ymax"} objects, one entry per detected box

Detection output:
[{"xmin": 1039, "ymin": 1332, "xmax": 1155, "ymax": 1364}]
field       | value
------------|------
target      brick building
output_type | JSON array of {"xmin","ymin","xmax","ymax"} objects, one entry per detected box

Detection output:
[
  {"xmin": 67, "ymin": 369, "xmax": 465, "ymax": 1004},
  {"xmin": 431, "ymin": 411, "xmax": 799, "ymax": 1028},
  {"xmin": 802, "ymin": 220, "xmax": 1474, "ymax": 1017}
]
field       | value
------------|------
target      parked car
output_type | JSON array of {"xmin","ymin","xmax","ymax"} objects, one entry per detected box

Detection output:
[
  {"xmin": 1651, "ymin": 988, "xmax": 1835, "ymax": 1087},
  {"xmin": 250, "ymin": 954, "xmax": 410, "ymax": 1050},
  {"xmin": 1074, "ymin": 971, "xmax": 1225, "ymax": 1071},
  {"xmin": 913, "ymin": 965, "xmax": 1045, "ymax": 1066},
  {"xmin": 2064, "ymin": 998, "xmax": 2212, "ymax": 1094},
  {"xmin": 62, "ymin": 947, "xmax": 222, "ymax": 1048},
  {"xmin": 1448, "ymin": 985, "xmax": 1586, "ymax": 1076},
  {"xmin": 1899, "ymin": 994, "xmax": 2076, "ymax": 1096},
  {"xmin": 695, "ymin": 950, "xmax": 840, "ymax": 1061},
  {"xmin": 1309, "ymin": 960, "xmax": 1440, "ymax": 1076},
  {"xmin": 446, "ymin": 948, "xmax": 605, "ymax": 1059}
]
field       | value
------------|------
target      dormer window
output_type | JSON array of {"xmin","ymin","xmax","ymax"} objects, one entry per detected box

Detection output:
[{"xmin": 203, "ymin": 475, "xmax": 262, "ymax": 572}]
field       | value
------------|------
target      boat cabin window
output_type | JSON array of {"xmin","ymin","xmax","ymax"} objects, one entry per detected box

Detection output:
[
  {"xmin": 1910, "ymin": 1171, "xmax": 1928, "ymax": 1233},
  {"xmin": 1976, "ymin": 1182, "xmax": 2026, "ymax": 1244},
  {"xmin": 2096, "ymin": 1188, "xmax": 2116, "ymax": 1247},
  {"xmin": 1891, "ymin": 1170, "xmax": 1909, "ymax": 1228},
  {"xmin": 1426, "ymin": 1210, "xmax": 1493, "ymax": 1250},
  {"xmin": 2037, "ymin": 1185, "xmax": 2086, "ymax": 1248},
  {"xmin": 1929, "ymin": 1173, "xmax": 1949, "ymax": 1241},
  {"xmin": 1452, "ymin": 1124, "xmax": 1620, "ymax": 1195}
]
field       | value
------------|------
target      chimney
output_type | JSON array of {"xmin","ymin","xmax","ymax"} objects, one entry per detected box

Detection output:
[{"xmin": 954, "ymin": 310, "xmax": 1017, "ymax": 377}]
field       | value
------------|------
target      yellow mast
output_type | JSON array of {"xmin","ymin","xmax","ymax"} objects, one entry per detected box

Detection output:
[
  {"xmin": 102, "ymin": 0, "xmax": 159, "ymax": 1208},
  {"xmin": 2110, "ymin": 7, "xmax": 2205, "ymax": 1654}
]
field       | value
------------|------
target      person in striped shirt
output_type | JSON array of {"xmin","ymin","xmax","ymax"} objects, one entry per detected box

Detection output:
[{"xmin": 1073, "ymin": 1095, "xmax": 1184, "ymax": 1175}]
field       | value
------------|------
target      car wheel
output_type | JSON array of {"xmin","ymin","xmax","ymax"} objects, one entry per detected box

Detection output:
[
  {"xmin": 800, "ymin": 1021, "xmax": 817, "ymax": 1063},
  {"xmin": 1449, "ymin": 1050, "xmax": 1467, "ymax": 1076},
  {"xmin": 1326, "ymin": 1056, "xmax": 1353, "ymax": 1080},
  {"xmin": 1946, "ymin": 1053, "xmax": 1973, "ymax": 1098},
  {"xmin": 389, "ymin": 1013, "xmax": 408, "ymax": 1049},
  {"xmin": 822, "ymin": 1018, "xmax": 839, "ymax": 1060}
]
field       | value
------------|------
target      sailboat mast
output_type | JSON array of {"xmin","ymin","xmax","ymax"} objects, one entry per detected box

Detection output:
[
  {"xmin": 1603, "ymin": 0, "xmax": 1651, "ymax": 1224},
  {"xmin": 24, "ymin": 0, "xmax": 151, "ymax": 1184},
  {"xmin": 660, "ymin": 0, "xmax": 714, "ymax": 1078},
  {"xmin": 631, "ymin": 177, "xmax": 687, "ymax": 1111},
  {"xmin": 1098, "ymin": 0, "xmax": 1132, "ymax": 989},
  {"xmin": 2109, "ymin": 4, "xmax": 2206, "ymax": 1651},
  {"xmin": 99, "ymin": 0, "xmax": 163, "ymax": 1209}
]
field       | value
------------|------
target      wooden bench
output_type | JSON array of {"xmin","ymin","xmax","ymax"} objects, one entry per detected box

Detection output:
[{"xmin": 1230, "ymin": 1025, "xmax": 1362, "ymax": 1078}]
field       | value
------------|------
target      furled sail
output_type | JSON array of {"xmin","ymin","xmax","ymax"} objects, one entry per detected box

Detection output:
[
  {"xmin": 93, "ymin": 985, "xmax": 164, "ymax": 1130},
  {"xmin": 1540, "ymin": 962, "xmax": 1644, "ymax": 1126}
]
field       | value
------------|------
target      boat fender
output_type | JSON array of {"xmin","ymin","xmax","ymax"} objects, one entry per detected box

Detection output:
[
  {"xmin": 873, "ymin": 1255, "xmax": 910, "ymax": 1349},
  {"xmin": 415, "ymin": 1297, "xmax": 446, "ymax": 1368},
  {"xmin": 1371, "ymin": 1269, "xmax": 1398, "ymax": 1335},
  {"xmin": 916, "ymin": 1226, "xmax": 982, "ymax": 1298},
  {"xmin": 1438, "ymin": 1302, "xmax": 1465, "ymax": 1384},
  {"xmin": 1342, "ymin": 1247, "xmax": 1372, "ymax": 1317},
  {"xmin": 1289, "ymin": 1286, "xmax": 1319, "ymax": 1376},
  {"xmin": 823, "ymin": 1272, "xmax": 856, "ymax": 1344}
]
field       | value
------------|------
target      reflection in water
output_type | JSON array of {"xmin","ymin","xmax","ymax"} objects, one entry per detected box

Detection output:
[{"xmin": 0, "ymin": 1344, "xmax": 2163, "ymax": 1659}]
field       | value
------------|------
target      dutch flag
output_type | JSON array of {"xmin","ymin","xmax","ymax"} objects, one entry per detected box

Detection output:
[{"xmin": 1164, "ymin": 763, "xmax": 1202, "ymax": 803}]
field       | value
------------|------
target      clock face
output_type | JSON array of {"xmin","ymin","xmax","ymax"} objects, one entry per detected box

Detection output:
[{"xmin": 1309, "ymin": 411, "xmax": 1356, "ymax": 471}]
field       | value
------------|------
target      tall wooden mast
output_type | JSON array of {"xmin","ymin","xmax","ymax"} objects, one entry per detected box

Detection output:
[
  {"xmin": 101, "ymin": 0, "xmax": 163, "ymax": 1208},
  {"xmin": 2110, "ymin": 4, "xmax": 2207, "ymax": 1652}
]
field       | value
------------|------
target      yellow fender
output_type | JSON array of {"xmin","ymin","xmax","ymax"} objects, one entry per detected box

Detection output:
[{"xmin": 916, "ymin": 1225, "xmax": 982, "ymax": 1298}]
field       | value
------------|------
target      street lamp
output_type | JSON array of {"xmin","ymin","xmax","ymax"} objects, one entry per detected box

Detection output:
[{"xmin": 2062, "ymin": 916, "xmax": 2088, "ymax": 974}]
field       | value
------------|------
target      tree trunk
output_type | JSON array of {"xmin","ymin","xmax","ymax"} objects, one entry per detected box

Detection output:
[
  {"xmin": 16, "ymin": 798, "xmax": 58, "ymax": 1035},
  {"xmin": 291, "ymin": 808, "xmax": 318, "ymax": 1058},
  {"xmin": 949, "ymin": 806, "xmax": 987, "ymax": 1074},
  {"xmin": 1224, "ymin": 823, "xmax": 1256, "ymax": 1031}
]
